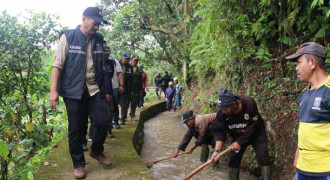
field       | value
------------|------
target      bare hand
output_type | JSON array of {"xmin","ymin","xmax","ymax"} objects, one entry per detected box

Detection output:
[
  {"xmin": 211, "ymin": 151, "xmax": 219, "ymax": 161},
  {"xmin": 49, "ymin": 90, "xmax": 59, "ymax": 109},
  {"xmin": 170, "ymin": 149, "xmax": 180, "ymax": 158},
  {"xmin": 186, "ymin": 147, "xmax": 194, "ymax": 154},
  {"xmin": 119, "ymin": 86, "xmax": 125, "ymax": 93},
  {"xmin": 229, "ymin": 142, "xmax": 241, "ymax": 152},
  {"xmin": 106, "ymin": 94, "xmax": 111, "ymax": 102}
]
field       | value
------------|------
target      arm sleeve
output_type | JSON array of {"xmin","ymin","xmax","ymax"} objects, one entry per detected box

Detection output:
[
  {"xmin": 178, "ymin": 129, "xmax": 194, "ymax": 151},
  {"xmin": 52, "ymin": 34, "xmax": 68, "ymax": 69},
  {"xmin": 236, "ymin": 99, "xmax": 261, "ymax": 146},
  {"xmin": 213, "ymin": 111, "xmax": 227, "ymax": 142}
]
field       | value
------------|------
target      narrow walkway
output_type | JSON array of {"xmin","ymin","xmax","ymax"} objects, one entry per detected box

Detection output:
[{"xmin": 35, "ymin": 100, "xmax": 163, "ymax": 180}]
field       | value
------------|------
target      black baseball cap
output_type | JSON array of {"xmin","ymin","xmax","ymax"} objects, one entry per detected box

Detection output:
[
  {"xmin": 218, "ymin": 88, "xmax": 237, "ymax": 108},
  {"xmin": 83, "ymin": 7, "xmax": 108, "ymax": 24},
  {"xmin": 285, "ymin": 42, "xmax": 326, "ymax": 61},
  {"xmin": 103, "ymin": 45, "xmax": 111, "ymax": 55}
]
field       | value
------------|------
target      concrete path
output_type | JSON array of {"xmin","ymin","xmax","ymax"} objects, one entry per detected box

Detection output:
[{"xmin": 35, "ymin": 101, "xmax": 163, "ymax": 180}]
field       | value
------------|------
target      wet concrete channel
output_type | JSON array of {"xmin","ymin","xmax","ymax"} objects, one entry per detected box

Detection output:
[{"xmin": 140, "ymin": 111, "xmax": 257, "ymax": 180}]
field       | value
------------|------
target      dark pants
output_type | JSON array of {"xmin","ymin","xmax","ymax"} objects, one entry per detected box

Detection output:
[
  {"xmin": 166, "ymin": 98, "xmax": 174, "ymax": 110},
  {"xmin": 112, "ymin": 88, "xmax": 120, "ymax": 126},
  {"xmin": 88, "ymin": 92, "xmax": 116, "ymax": 139},
  {"xmin": 120, "ymin": 93, "xmax": 130, "ymax": 121},
  {"xmin": 138, "ymin": 89, "xmax": 146, "ymax": 107},
  {"xmin": 296, "ymin": 172, "xmax": 330, "ymax": 180},
  {"xmin": 130, "ymin": 92, "xmax": 139, "ymax": 118},
  {"xmin": 228, "ymin": 140, "xmax": 271, "ymax": 168},
  {"xmin": 63, "ymin": 90, "xmax": 108, "ymax": 169}
]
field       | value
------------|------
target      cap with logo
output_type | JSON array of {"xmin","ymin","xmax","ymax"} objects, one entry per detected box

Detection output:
[
  {"xmin": 122, "ymin": 53, "xmax": 130, "ymax": 59},
  {"xmin": 181, "ymin": 110, "xmax": 195, "ymax": 123},
  {"xmin": 218, "ymin": 88, "xmax": 237, "ymax": 108},
  {"xmin": 285, "ymin": 42, "xmax": 326, "ymax": 60},
  {"xmin": 83, "ymin": 7, "xmax": 108, "ymax": 24},
  {"xmin": 103, "ymin": 45, "xmax": 111, "ymax": 54}
]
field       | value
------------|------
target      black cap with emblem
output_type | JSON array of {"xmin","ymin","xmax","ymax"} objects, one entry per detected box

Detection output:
[
  {"xmin": 83, "ymin": 7, "xmax": 108, "ymax": 24},
  {"xmin": 218, "ymin": 88, "xmax": 237, "ymax": 108}
]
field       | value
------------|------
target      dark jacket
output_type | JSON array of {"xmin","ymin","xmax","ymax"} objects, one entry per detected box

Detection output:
[
  {"xmin": 163, "ymin": 75, "xmax": 172, "ymax": 87},
  {"xmin": 154, "ymin": 75, "xmax": 163, "ymax": 86},
  {"xmin": 104, "ymin": 58, "xmax": 115, "ymax": 95},
  {"xmin": 214, "ymin": 96, "xmax": 267, "ymax": 146},
  {"xmin": 120, "ymin": 61, "xmax": 133, "ymax": 94},
  {"xmin": 131, "ymin": 66, "xmax": 143, "ymax": 93},
  {"xmin": 57, "ymin": 26, "xmax": 105, "ymax": 99}
]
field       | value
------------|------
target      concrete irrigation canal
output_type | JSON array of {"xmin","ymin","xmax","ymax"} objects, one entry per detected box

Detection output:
[{"xmin": 35, "ymin": 100, "xmax": 256, "ymax": 179}]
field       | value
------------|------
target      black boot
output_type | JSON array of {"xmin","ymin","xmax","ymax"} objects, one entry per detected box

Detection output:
[
  {"xmin": 107, "ymin": 129, "xmax": 114, "ymax": 138},
  {"xmin": 261, "ymin": 166, "xmax": 271, "ymax": 180},
  {"xmin": 199, "ymin": 147, "xmax": 209, "ymax": 162},
  {"xmin": 228, "ymin": 168, "xmax": 239, "ymax": 180}
]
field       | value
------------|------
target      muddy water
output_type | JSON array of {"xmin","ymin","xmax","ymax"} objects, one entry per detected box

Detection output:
[{"xmin": 140, "ymin": 111, "xmax": 257, "ymax": 180}]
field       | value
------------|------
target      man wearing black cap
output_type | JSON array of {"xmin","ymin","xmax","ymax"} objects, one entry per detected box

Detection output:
[
  {"xmin": 170, "ymin": 110, "xmax": 219, "ymax": 165},
  {"xmin": 119, "ymin": 53, "xmax": 133, "ymax": 125},
  {"xmin": 212, "ymin": 88, "xmax": 271, "ymax": 180},
  {"xmin": 49, "ymin": 7, "xmax": 111, "ymax": 179},
  {"xmin": 285, "ymin": 42, "xmax": 329, "ymax": 179}
]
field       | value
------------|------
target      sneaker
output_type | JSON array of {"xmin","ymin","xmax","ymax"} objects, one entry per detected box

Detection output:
[
  {"xmin": 82, "ymin": 144, "xmax": 88, "ymax": 151},
  {"xmin": 87, "ymin": 138, "xmax": 92, "ymax": 142},
  {"xmin": 119, "ymin": 121, "xmax": 125, "ymax": 125},
  {"xmin": 73, "ymin": 167, "xmax": 85, "ymax": 179},
  {"xmin": 89, "ymin": 152, "xmax": 112, "ymax": 166},
  {"xmin": 114, "ymin": 124, "xmax": 121, "ymax": 129}
]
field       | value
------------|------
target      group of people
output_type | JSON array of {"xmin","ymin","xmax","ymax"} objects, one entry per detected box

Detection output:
[
  {"xmin": 170, "ymin": 42, "xmax": 328, "ymax": 180},
  {"xmin": 49, "ymin": 6, "xmax": 329, "ymax": 180},
  {"xmin": 154, "ymin": 72, "xmax": 184, "ymax": 111},
  {"xmin": 49, "ymin": 7, "xmax": 148, "ymax": 179}
]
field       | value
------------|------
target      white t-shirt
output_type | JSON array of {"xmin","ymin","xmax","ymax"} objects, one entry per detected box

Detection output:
[{"xmin": 112, "ymin": 59, "xmax": 122, "ymax": 89}]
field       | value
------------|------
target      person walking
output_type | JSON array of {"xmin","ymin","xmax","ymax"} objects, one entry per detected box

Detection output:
[
  {"xmin": 285, "ymin": 42, "xmax": 329, "ymax": 179},
  {"xmin": 154, "ymin": 72, "xmax": 163, "ymax": 99},
  {"xmin": 165, "ymin": 82, "xmax": 175, "ymax": 110},
  {"xmin": 129, "ymin": 55, "xmax": 143, "ymax": 121},
  {"xmin": 173, "ymin": 77, "xmax": 184, "ymax": 111},
  {"xmin": 49, "ymin": 7, "xmax": 112, "ymax": 179},
  {"xmin": 110, "ymin": 50, "xmax": 124, "ymax": 129},
  {"xmin": 212, "ymin": 88, "xmax": 272, "ymax": 180},
  {"xmin": 162, "ymin": 71, "xmax": 172, "ymax": 95},
  {"xmin": 138, "ymin": 64, "xmax": 148, "ymax": 108},
  {"xmin": 119, "ymin": 53, "xmax": 133, "ymax": 125}
]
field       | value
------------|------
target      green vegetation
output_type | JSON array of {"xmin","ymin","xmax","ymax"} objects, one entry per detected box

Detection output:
[
  {"xmin": 0, "ymin": 0, "xmax": 329, "ymax": 179},
  {"xmin": 0, "ymin": 11, "xmax": 65, "ymax": 179},
  {"xmin": 98, "ymin": 0, "xmax": 329, "ymax": 179}
]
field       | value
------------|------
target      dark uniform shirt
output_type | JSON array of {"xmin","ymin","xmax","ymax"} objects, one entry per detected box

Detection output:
[
  {"xmin": 215, "ymin": 96, "xmax": 267, "ymax": 146},
  {"xmin": 154, "ymin": 75, "xmax": 163, "ymax": 86}
]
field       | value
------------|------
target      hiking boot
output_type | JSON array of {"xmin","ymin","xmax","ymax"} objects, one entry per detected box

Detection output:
[
  {"xmin": 82, "ymin": 144, "xmax": 88, "ymax": 151},
  {"xmin": 89, "ymin": 152, "xmax": 112, "ymax": 167},
  {"xmin": 73, "ymin": 167, "xmax": 85, "ymax": 179}
]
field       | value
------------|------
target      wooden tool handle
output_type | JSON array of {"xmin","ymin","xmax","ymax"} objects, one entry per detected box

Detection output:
[
  {"xmin": 153, "ymin": 151, "xmax": 187, "ymax": 164},
  {"xmin": 185, "ymin": 147, "xmax": 232, "ymax": 180}
]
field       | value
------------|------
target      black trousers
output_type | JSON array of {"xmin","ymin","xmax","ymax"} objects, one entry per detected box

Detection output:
[
  {"xmin": 228, "ymin": 139, "xmax": 271, "ymax": 168},
  {"xmin": 64, "ymin": 90, "xmax": 108, "ymax": 169}
]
